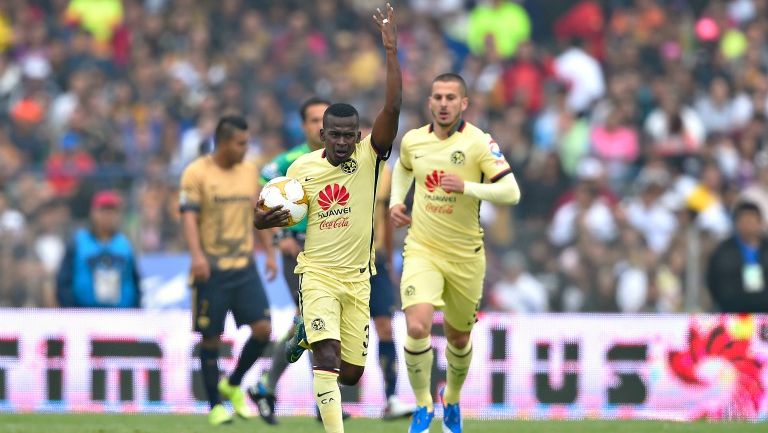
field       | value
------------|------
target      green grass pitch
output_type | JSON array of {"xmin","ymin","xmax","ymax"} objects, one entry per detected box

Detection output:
[{"xmin": 1, "ymin": 414, "xmax": 764, "ymax": 433}]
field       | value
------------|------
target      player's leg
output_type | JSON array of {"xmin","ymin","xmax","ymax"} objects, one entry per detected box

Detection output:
[
  {"xmin": 438, "ymin": 255, "xmax": 485, "ymax": 433},
  {"xmin": 219, "ymin": 265, "xmax": 272, "ymax": 419},
  {"xmin": 302, "ymin": 272, "xmax": 345, "ymax": 433},
  {"xmin": 248, "ymin": 250, "xmax": 302, "ymax": 425},
  {"xmin": 193, "ymin": 274, "xmax": 233, "ymax": 425},
  {"xmin": 270, "ymin": 249, "xmax": 302, "ymax": 383},
  {"xmin": 370, "ymin": 260, "xmax": 415, "ymax": 419}
]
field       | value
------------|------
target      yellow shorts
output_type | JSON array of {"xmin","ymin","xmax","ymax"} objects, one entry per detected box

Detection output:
[
  {"xmin": 299, "ymin": 272, "xmax": 371, "ymax": 367},
  {"xmin": 400, "ymin": 251, "xmax": 485, "ymax": 332}
]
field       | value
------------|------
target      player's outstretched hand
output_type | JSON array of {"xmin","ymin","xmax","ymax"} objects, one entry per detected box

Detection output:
[
  {"xmin": 390, "ymin": 203, "xmax": 412, "ymax": 228},
  {"xmin": 373, "ymin": 3, "xmax": 397, "ymax": 51},
  {"xmin": 254, "ymin": 199, "xmax": 291, "ymax": 229},
  {"xmin": 440, "ymin": 173, "xmax": 465, "ymax": 194}
]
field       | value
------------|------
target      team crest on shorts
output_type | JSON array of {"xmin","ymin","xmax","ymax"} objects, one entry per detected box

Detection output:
[
  {"xmin": 340, "ymin": 158, "xmax": 358, "ymax": 174},
  {"xmin": 197, "ymin": 316, "xmax": 210, "ymax": 329},
  {"xmin": 405, "ymin": 285, "xmax": 415, "ymax": 297},
  {"xmin": 311, "ymin": 318, "xmax": 326, "ymax": 331},
  {"xmin": 450, "ymin": 151, "xmax": 466, "ymax": 166}
]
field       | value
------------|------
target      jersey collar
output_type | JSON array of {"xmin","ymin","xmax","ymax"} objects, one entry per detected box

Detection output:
[{"xmin": 429, "ymin": 119, "xmax": 466, "ymax": 136}]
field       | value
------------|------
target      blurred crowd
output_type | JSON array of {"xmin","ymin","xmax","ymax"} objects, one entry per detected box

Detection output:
[{"xmin": 1, "ymin": 0, "xmax": 767, "ymax": 313}]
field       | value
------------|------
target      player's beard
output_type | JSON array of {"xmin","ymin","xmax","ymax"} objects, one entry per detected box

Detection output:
[{"xmin": 431, "ymin": 107, "xmax": 461, "ymax": 129}]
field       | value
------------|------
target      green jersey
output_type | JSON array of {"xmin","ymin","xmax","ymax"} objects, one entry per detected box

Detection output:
[{"xmin": 260, "ymin": 142, "xmax": 311, "ymax": 233}]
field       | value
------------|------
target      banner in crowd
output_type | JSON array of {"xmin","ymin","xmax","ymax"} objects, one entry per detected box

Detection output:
[{"xmin": 0, "ymin": 309, "xmax": 766, "ymax": 420}]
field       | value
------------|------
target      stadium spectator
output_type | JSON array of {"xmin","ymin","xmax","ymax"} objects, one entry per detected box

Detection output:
[
  {"xmin": 490, "ymin": 251, "xmax": 548, "ymax": 313},
  {"xmin": 467, "ymin": 0, "xmax": 531, "ymax": 59},
  {"xmin": 707, "ymin": 201, "xmax": 768, "ymax": 312},
  {"xmin": 56, "ymin": 190, "xmax": 141, "ymax": 308}
]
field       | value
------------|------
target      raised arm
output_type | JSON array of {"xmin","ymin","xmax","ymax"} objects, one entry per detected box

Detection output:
[{"xmin": 371, "ymin": 3, "xmax": 402, "ymax": 155}]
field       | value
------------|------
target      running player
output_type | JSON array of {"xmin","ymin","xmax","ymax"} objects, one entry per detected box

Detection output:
[
  {"xmin": 248, "ymin": 97, "xmax": 331, "ymax": 424},
  {"xmin": 179, "ymin": 115, "xmax": 289, "ymax": 425},
  {"xmin": 249, "ymin": 113, "xmax": 414, "ymax": 423},
  {"xmin": 389, "ymin": 73, "xmax": 521, "ymax": 433},
  {"xmin": 279, "ymin": 5, "xmax": 401, "ymax": 433}
]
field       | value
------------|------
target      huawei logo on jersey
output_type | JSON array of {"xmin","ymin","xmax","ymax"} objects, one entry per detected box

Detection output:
[
  {"xmin": 425, "ymin": 170, "xmax": 445, "ymax": 193},
  {"xmin": 318, "ymin": 184, "xmax": 350, "ymax": 211}
]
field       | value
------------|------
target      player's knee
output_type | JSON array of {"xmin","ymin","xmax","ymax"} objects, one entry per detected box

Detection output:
[
  {"xmin": 311, "ymin": 340, "xmax": 341, "ymax": 370},
  {"xmin": 406, "ymin": 321, "xmax": 430, "ymax": 339},
  {"xmin": 446, "ymin": 333, "xmax": 470, "ymax": 349},
  {"xmin": 249, "ymin": 320, "xmax": 272, "ymax": 341},
  {"xmin": 373, "ymin": 317, "xmax": 393, "ymax": 341},
  {"xmin": 200, "ymin": 335, "xmax": 220, "ymax": 350},
  {"xmin": 339, "ymin": 366, "xmax": 364, "ymax": 386}
]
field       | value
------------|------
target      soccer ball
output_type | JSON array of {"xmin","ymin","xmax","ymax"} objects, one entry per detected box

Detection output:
[{"xmin": 259, "ymin": 176, "xmax": 309, "ymax": 227}]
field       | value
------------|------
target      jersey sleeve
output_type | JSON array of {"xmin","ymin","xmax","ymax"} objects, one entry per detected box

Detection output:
[
  {"xmin": 358, "ymin": 134, "xmax": 384, "ymax": 163},
  {"xmin": 377, "ymin": 164, "xmax": 392, "ymax": 202},
  {"xmin": 398, "ymin": 131, "xmax": 414, "ymax": 170},
  {"xmin": 286, "ymin": 157, "xmax": 301, "ymax": 179},
  {"xmin": 179, "ymin": 163, "xmax": 203, "ymax": 212},
  {"xmin": 477, "ymin": 133, "xmax": 512, "ymax": 183}
]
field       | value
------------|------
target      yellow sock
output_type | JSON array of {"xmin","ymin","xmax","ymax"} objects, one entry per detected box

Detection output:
[
  {"xmin": 404, "ymin": 335, "xmax": 433, "ymax": 411},
  {"xmin": 444, "ymin": 341, "xmax": 472, "ymax": 404},
  {"xmin": 313, "ymin": 369, "xmax": 344, "ymax": 433}
]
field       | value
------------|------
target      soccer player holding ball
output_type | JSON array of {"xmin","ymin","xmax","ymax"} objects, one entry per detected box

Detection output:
[
  {"xmin": 389, "ymin": 73, "xmax": 521, "ymax": 433},
  {"xmin": 278, "ymin": 4, "xmax": 401, "ymax": 433}
]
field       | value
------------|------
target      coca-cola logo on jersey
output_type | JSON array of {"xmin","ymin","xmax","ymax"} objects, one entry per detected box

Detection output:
[
  {"xmin": 317, "ymin": 183, "xmax": 352, "ymax": 227},
  {"xmin": 319, "ymin": 216, "xmax": 350, "ymax": 230}
]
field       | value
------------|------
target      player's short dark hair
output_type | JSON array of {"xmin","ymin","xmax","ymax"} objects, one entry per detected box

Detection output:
[
  {"xmin": 734, "ymin": 201, "xmax": 762, "ymax": 220},
  {"xmin": 214, "ymin": 115, "xmax": 248, "ymax": 144},
  {"xmin": 323, "ymin": 103, "xmax": 359, "ymax": 127},
  {"xmin": 433, "ymin": 73, "xmax": 467, "ymax": 96},
  {"xmin": 300, "ymin": 97, "xmax": 332, "ymax": 122}
]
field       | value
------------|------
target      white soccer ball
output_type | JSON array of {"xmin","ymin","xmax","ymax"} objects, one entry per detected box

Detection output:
[{"xmin": 259, "ymin": 176, "xmax": 309, "ymax": 227}]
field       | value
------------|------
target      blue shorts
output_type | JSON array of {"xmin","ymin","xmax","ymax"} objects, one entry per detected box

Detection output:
[
  {"xmin": 192, "ymin": 263, "xmax": 271, "ymax": 337},
  {"xmin": 369, "ymin": 256, "xmax": 397, "ymax": 318}
]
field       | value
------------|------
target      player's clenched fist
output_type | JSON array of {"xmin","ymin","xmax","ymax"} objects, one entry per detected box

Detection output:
[
  {"xmin": 389, "ymin": 203, "xmax": 412, "ymax": 228},
  {"xmin": 440, "ymin": 173, "xmax": 465, "ymax": 193}
]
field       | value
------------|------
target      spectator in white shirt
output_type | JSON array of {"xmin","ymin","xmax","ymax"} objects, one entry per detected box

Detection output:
[
  {"xmin": 490, "ymin": 251, "xmax": 548, "ymax": 313},
  {"xmin": 553, "ymin": 39, "xmax": 605, "ymax": 114},
  {"xmin": 624, "ymin": 167, "xmax": 677, "ymax": 256},
  {"xmin": 549, "ymin": 158, "xmax": 617, "ymax": 247}
]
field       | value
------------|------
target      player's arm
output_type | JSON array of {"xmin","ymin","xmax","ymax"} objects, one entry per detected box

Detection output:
[
  {"xmin": 179, "ymin": 168, "xmax": 210, "ymax": 282},
  {"xmin": 460, "ymin": 173, "xmax": 521, "ymax": 205},
  {"xmin": 441, "ymin": 135, "xmax": 521, "ymax": 205},
  {"xmin": 370, "ymin": 3, "xmax": 401, "ymax": 157},
  {"xmin": 389, "ymin": 158, "xmax": 414, "ymax": 227}
]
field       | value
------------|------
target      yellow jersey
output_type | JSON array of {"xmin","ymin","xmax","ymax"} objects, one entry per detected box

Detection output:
[
  {"xmin": 374, "ymin": 164, "xmax": 392, "ymax": 254},
  {"xmin": 399, "ymin": 120, "xmax": 512, "ymax": 261},
  {"xmin": 287, "ymin": 134, "xmax": 387, "ymax": 282},
  {"xmin": 179, "ymin": 155, "xmax": 258, "ymax": 270}
]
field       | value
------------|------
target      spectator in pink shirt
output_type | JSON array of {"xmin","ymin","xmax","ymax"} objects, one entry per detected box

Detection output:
[{"xmin": 590, "ymin": 107, "xmax": 639, "ymax": 185}]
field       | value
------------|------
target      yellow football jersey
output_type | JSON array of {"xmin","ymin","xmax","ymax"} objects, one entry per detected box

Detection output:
[
  {"xmin": 179, "ymin": 155, "xmax": 258, "ymax": 270},
  {"xmin": 287, "ymin": 134, "xmax": 387, "ymax": 282},
  {"xmin": 399, "ymin": 120, "xmax": 512, "ymax": 261}
]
